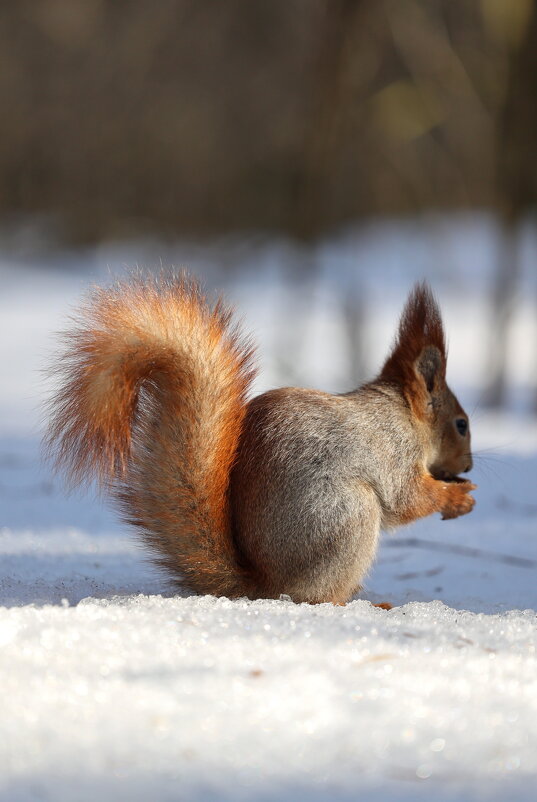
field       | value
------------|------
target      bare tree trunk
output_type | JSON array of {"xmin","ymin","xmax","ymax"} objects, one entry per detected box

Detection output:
[
  {"xmin": 482, "ymin": 218, "xmax": 520, "ymax": 409},
  {"xmin": 281, "ymin": 0, "xmax": 367, "ymax": 389},
  {"xmin": 491, "ymin": 2, "xmax": 537, "ymax": 410},
  {"xmin": 292, "ymin": 0, "xmax": 365, "ymax": 240},
  {"xmin": 342, "ymin": 279, "xmax": 367, "ymax": 387}
]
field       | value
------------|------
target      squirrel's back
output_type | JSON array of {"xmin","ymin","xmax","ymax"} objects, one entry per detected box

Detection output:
[{"xmin": 232, "ymin": 385, "xmax": 421, "ymax": 603}]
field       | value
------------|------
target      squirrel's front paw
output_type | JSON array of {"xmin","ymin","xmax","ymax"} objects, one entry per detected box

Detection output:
[{"xmin": 441, "ymin": 480, "xmax": 476, "ymax": 520}]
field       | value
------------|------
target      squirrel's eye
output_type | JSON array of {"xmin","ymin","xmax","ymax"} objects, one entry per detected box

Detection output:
[{"xmin": 455, "ymin": 418, "xmax": 468, "ymax": 436}]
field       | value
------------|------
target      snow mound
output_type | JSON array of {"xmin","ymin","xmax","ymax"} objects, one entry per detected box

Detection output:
[{"xmin": 2, "ymin": 593, "xmax": 537, "ymax": 802}]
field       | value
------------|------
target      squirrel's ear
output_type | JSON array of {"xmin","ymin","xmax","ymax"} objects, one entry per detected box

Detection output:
[
  {"xmin": 416, "ymin": 345, "xmax": 443, "ymax": 394},
  {"xmin": 379, "ymin": 283, "xmax": 447, "ymax": 414}
]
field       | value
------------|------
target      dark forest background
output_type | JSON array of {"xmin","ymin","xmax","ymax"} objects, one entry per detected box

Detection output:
[{"xmin": 2, "ymin": 0, "xmax": 536, "ymax": 238}]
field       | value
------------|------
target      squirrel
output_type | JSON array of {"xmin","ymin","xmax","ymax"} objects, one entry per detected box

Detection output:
[{"xmin": 45, "ymin": 275, "xmax": 475, "ymax": 605}]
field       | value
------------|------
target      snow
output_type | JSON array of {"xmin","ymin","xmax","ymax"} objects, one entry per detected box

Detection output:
[
  {"xmin": 1, "ymin": 218, "xmax": 537, "ymax": 801},
  {"xmin": 2, "ymin": 594, "xmax": 537, "ymax": 802}
]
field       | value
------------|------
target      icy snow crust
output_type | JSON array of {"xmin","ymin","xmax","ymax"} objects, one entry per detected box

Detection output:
[
  {"xmin": 2, "ymin": 593, "xmax": 537, "ymax": 802},
  {"xmin": 2, "ymin": 227, "xmax": 537, "ymax": 800}
]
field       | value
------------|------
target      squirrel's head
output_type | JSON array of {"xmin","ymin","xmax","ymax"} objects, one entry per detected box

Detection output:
[{"xmin": 379, "ymin": 282, "xmax": 472, "ymax": 481}]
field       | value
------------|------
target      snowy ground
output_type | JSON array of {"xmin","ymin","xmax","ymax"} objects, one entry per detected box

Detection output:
[{"xmin": 1, "ymin": 222, "xmax": 537, "ymax": 801}]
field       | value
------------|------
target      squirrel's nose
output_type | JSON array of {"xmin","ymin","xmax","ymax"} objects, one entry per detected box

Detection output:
[{"xmin": 463, "ymin": 458, "xmax": 473, "ymax": 472}]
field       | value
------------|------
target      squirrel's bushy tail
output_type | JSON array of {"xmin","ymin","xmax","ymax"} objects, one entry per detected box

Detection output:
[{"xmin": 45, "ymin": 273, "xmax": 257, "ymax": 597}]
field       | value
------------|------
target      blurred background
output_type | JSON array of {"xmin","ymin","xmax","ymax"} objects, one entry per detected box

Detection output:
[{"xmin": 1, "ymin": 0, "xmax": 537, "ymax": 433}]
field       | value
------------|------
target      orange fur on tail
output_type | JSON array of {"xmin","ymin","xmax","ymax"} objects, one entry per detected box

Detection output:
[{"xmin": 45, "ymin": 274, "xmax": 258, "ymax": 597}]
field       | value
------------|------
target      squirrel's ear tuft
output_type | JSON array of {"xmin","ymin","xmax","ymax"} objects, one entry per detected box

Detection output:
[
  {"xmin": 379, "ymin": 283, "xmax": 447, "ymax": 412},
  {"xmin": 395, "ymin": 282, "xmax": 446, "ymax": 362}
]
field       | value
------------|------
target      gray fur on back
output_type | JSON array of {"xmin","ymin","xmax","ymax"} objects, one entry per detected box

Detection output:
[{"xmin": 231, "ymin": 384, "xmax": 423, "ymax": 603}]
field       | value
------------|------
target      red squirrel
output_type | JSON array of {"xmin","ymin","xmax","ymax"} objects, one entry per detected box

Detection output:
[{"xmin": 46, "ymin": 276, "xmax": 475, "ymax": 604}]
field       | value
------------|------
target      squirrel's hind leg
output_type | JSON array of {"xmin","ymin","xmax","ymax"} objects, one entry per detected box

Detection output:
[{"xmin": 289, "ymin": 481, "xmax": 382, "ymax": 606}]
